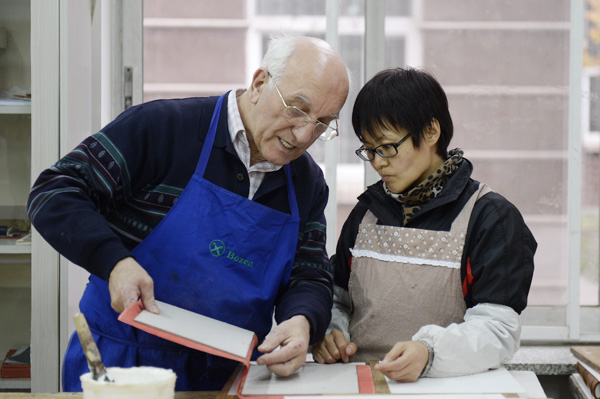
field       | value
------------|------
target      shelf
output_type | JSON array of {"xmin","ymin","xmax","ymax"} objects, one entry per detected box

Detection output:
[
  {"xmin": 1, "ymin": 0, "xmax": 34, "ymax": 392},
  {"xmin": 0, "ymin": 99, "xmax": 31, "ymax": 114},
  {"xmin": 0, "ymin": 240, "xmax": 31, "ymax": 255},
  {"xmin": 0, "ymin": 377, "xmax": 30, "ymax": 390}
]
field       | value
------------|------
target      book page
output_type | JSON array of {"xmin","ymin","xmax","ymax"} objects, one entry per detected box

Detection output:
[
  {"xmin": 133, "ymin": 300, "xmax": 256, "ymax": 359},
  {"xmin": 288, "ymin": 395, "xmax": 506, "ymax": 399},
  {"xmin": 386, "ymin": 368, "xmax": 525, "ymax": 395},
  {"xmin": 237, "ymin": 363, "xmax": 364, "ymax": 395}
]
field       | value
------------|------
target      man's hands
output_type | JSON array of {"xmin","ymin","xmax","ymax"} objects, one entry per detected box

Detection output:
[
  {"xmin": 108, "ymin": 257, "xmax": 160, "ymax": 314},
  {"xmin": 311, "ymin": 329, "xmax": 357, "ymax": 363},
  {"xmin": 374, "ymin": 341, "xmax": 429, "ymax": 382},
  {"xmin": 256, "ymin": 315, "xmax": 311, "ymax": 377}
]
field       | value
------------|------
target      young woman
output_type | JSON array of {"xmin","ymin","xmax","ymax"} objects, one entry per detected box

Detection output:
[{"xmin": 311, "ymin": 67, "xmax": 536, "ymax": 382}]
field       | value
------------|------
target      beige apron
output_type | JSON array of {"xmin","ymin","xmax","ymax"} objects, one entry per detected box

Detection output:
[{"xmin": 348, "ymin": 183, "xmax": 491, "ymax": 362}]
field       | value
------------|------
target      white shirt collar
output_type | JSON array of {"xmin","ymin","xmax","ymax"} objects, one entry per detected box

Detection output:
[{"xmin": 227, "ymin": 90, "xmax": 281, "ymax": 173}]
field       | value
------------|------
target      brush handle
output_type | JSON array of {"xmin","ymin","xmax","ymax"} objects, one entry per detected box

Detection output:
[{"xmin": 73, "ymin": 312, "xmax": 110, "ymax": 382}]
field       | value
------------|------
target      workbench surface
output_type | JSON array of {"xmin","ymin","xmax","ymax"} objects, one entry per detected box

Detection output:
[{"xmin": 0, "ymin": 393, "xmax": 219, "ymax": 398}]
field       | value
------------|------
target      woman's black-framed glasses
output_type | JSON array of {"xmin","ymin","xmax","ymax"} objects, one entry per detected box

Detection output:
[
  {"xmin": 268, "ymin": 72, "xmax": 339, "ymax": 141},
  {"xmin": 355, "ymin": 134, "xmax": 411, "ymax": 161}
]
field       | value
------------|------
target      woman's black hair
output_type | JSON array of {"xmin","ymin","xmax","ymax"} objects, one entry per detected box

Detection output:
[{"xmin": 351, "ymin": 67, "xmax": 453, "ymax": 159}]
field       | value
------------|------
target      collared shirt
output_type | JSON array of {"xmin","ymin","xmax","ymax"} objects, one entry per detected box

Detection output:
[{"xmin": 227, "ymin": 89, "xmax": 282, "ymax": 199}]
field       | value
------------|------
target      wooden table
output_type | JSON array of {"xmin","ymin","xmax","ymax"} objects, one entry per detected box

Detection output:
[
  {"xmin": 0, "ymin": 363, "xmax": 548, "ymax": 398},
  {"xmin": 0, "ymin": 394, "xmax": 219, "ymax": 398}
]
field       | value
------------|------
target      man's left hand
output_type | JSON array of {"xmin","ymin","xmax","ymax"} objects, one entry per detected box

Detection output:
[{"xmin": 256, "ymin": 315, "xmax": 311, "ymax": 376}]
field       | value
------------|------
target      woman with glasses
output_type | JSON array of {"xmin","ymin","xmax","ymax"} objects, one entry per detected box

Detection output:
[{"xmin": 311, "ymin": 67, "xmax": 536, "ymax": 382}]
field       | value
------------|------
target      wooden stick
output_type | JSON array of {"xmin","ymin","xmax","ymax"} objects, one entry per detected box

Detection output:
[{"xmin": 73, "ymin": 313, "xmax": 112, "ymax": 382}]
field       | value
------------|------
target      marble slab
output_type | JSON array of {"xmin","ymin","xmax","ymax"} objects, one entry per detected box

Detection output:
[{"xmin": 506, "ymin": 346, "xmax": 578, "ymax": 375}]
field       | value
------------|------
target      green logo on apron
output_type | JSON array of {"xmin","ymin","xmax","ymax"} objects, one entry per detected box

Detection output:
[
  {"xmin": 209, "ymin": 239, "xmax": 254, "ymax": 268},
  {"xmin": 209, "ymin": 239, "xmax": 225, "ymax": 257}
]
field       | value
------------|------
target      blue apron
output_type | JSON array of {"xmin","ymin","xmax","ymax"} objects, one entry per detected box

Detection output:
[{"xmin": 63, "ymin": 94, "xmax": 301, "ymax": 391}]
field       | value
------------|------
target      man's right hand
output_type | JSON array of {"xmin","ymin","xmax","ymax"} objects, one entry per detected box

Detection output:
[
  {"xmin": 311, "ymin": 329, "xmax": 357, "ymax": 363},
  {"xmin": 108, "ymin": 257, "xmax": 160, "ymax": 314}
]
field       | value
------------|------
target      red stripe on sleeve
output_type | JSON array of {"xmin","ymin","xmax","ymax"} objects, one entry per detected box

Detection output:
[{"xmin": 462, "ymin": 256, "xmax": 474, "ymax": 297}]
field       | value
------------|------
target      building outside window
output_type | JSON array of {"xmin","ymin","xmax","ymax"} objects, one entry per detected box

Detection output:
[{"xmin": 143, "ymin": 0, "xmax": 600, "ymax": 341}]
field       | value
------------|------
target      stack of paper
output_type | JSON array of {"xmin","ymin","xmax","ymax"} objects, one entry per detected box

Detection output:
[
  {"xmin": 1, "ymin": 346, "xmax": 30, "ymax": 379},
  {"xmin": 572, "ymin": 346, "xmax": 600, "ymax": 399}
]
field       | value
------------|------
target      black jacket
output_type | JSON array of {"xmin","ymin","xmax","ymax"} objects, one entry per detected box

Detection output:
[{"xmin": 332, "ymin": 158, "xmax": 536, "ymax": 314}]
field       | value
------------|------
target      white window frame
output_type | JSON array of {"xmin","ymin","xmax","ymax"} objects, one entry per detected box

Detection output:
[
  {"xmin": 141, "ymin": 0, "xmax": 600, "ymax": 344},
  {"xmin": 248, "ymin": 0, "xmax": 600, "ymax": 343}
]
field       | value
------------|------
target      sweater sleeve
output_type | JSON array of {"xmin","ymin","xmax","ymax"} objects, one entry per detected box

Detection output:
[
  {"xmin": 274, "ymin": 171, "xmax": 334, "ymax": 345},
  {"xmin": 27, "ymin": 100, "xmax": 201, "ymax": 279},
  {"xmin": 27, "ymin": 106, "xmax": 149, "ymax": 279}
]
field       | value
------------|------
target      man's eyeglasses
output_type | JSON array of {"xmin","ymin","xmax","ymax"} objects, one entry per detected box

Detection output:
[
  {"xmin": 268, "ymin": 72, "xmax": 339, "ymax": 141},
  {"xmin": 355, "ymin": 134, "xmax": 411, "ymax": 161}
]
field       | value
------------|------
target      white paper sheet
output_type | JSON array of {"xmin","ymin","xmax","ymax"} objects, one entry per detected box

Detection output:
[
  {"xmin": 287, "ymin": 395, "xmax": 506, "ymax": 399},
  {"xmin": 386, "ymin": 368, "xmax": 526, "ymax": 395},
  {"xmin": 133, "ymin": 300, "xmax": 255, "ymax": 359},
  {"xmin": 510, "ymin": 370, "xmax": 547, "ymax": 398},
  {"xmin": 231, "ymin": 363, "xmax": 362, "ymax": 395},
  {"xmin": 572, "ymin": 372, "xmax": 596, "ymax": 399}
]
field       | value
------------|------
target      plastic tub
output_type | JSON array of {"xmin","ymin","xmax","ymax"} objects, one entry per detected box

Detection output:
[{"xmin": 80, "ymin": 366, "xmax": 176, "ymax": 399}]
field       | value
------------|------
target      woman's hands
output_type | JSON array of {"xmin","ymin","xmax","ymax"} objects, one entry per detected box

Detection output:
[
  {"xmin": 311, "ymin": 329, "xmax": 357, "ymax": 363},
  {"xmin": 313, "ymin": 333, "xmax": 429, "ymax": 383},
  {"xmin": 374, "ymin": 341, "xmax": 429, "ymax": 382}
]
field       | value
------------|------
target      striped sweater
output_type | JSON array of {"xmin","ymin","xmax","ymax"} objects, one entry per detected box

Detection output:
[{"xmin": 27, "ymin": 95, "xmax": 334, "ymax": 343}]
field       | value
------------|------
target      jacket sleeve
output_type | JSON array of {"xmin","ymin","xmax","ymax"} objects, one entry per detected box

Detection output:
[
  {"xmin": 332, "ymin": 202, "xmax": 367, "ymax": 290},
  {"xmin": 463, "ymin": 192, "xmax": 536, "ymax": 314},
  {"xmin": 413, "ymin": 303, "xmax": 521, "ymax": 377},
  {"xmin": 413, "ymin": 191, "xmax": 535, "ymax": 377},
  {"xmin": 327, "ymin": 284, "xmax": 352, "ymax": 341},
  {"xmin": 324, "ymin": 202, "xmax": 368, "ymax": 340}
]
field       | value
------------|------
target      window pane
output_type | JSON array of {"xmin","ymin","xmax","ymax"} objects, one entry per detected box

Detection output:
[
  {"xmin": 583, "ymin": 0, "xmax": 600, "ymax": 310},
  {"xmin": 589, "ymin": 76, "xmax": 600, "ymax": 132},
  {"xmin": 423, "ymin": 0, "xmax": 570, "ymax": 310},
  {"xmin": 256, "ymin": 0, "xmax": 325, "ymax": 16},
  {"xmin": 254, "ymin": 0, "xmax": 412, "ymax": 17},
  {"xmin": 143, "ymin": 0, "xmax": 598, "ymax": 332}
]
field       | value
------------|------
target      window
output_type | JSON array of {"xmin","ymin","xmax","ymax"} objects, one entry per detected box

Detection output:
[{"xmin": 143, "ymin": 0, "xmax": 600, "ymax": 342}]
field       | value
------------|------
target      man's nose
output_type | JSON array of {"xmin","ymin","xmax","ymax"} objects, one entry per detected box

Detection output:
[{"xmin": 292, "ymin": 123, "xmax": 315, "ymax": 144}]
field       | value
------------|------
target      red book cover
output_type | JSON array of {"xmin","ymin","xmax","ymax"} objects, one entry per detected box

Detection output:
[
  {"xmin": 1, "ymin": 349, "xmax": 31, "ymax": 379},
  {"xmin": 119, "ymin": 300, "xmax": 375, "ymax": 399}
]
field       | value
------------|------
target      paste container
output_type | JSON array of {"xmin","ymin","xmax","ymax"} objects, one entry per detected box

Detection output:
[{"xmin": 80, "ymin": 366, "xmax": 176, "ymax": 399}]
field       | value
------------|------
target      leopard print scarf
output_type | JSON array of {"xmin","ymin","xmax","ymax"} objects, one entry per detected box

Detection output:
[{"xmin": 384, "ymin": 148, "xmax": 464, "ymax": 226}]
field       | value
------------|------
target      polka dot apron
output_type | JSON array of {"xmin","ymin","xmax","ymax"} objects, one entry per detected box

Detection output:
[{"xmin": 348, "ymin": 183, "xmax": 491, "ymax": 362}]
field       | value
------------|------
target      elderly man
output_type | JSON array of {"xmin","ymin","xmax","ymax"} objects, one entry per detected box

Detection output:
[{"xmin": 27, "ymin": 35, "xmax": 350, "ymax": 391}]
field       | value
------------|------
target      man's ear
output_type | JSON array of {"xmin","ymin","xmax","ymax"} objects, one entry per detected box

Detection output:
[
  {"xmin": 248, "ymin": 68, "xmax": 269, "ymax": 104},
  {"xmin": 425, "ymin": 118, "xmax": 441, "ymax": 146}
]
